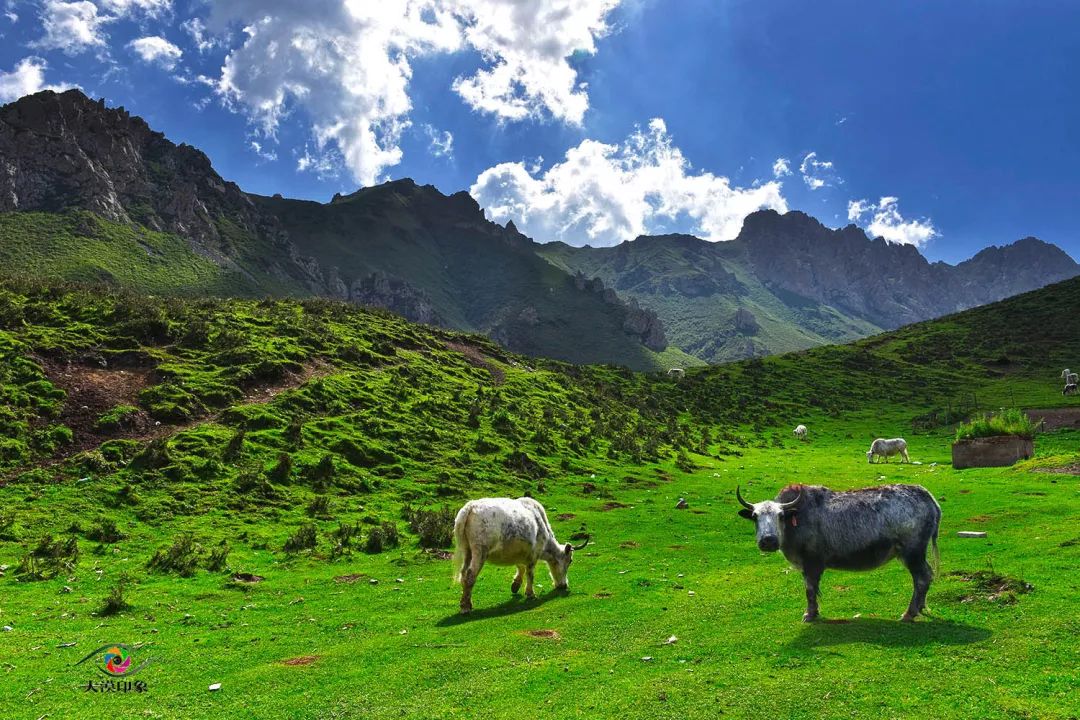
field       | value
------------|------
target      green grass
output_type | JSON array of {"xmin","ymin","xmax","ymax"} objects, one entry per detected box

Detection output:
[
  {"xmin": 956, "ymin": 409, "xmax": 1038, "ymax": 441},
  {"xmin": 0, "ymin": 276, "xmax": 1078, "ymax": 718}
]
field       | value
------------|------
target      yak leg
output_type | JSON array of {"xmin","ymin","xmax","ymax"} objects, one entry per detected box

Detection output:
[
  {"xmin": 900, "ymin": 546, "xmax": 933, "ymax": 622},
  {"xmin": 901, "ymin": 449, "xmax": 910, "ymax": 463},
  {"xmin": 511, "ymin": 565, "xmax": 525, "ymax": 595},
  {"xmin": 460, "ymin": 548, "xmax": 485, "ymax": 614},
  {"xmin": 802, "ymin": 562, "xmax": 824, "ymax": 622},
  {"xmin": 525, "ymin": 564, "xmax": 536, "ymax": 599}
]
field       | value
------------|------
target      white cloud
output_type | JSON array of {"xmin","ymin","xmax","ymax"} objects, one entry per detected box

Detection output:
[
  {"xmin": 34, "ymin": 0, "xmax": 173, "ymax": 55},
  {"xmin": 772, "ymin": 157, "xmax": 791, "ymax": 178},
  {"xmin": 470, "ymin": 118, "xmax": 787, "ymax": 246},
  {"xmin": 799, "ymin": 151, "xmax": 838, "ymax": 190},
  {"xmin": 449, "ymin": 0, "xmax": 619, "ymax": 124},
  {"xmin": 181, "ymin": 17, "xmax": 222, "ymax": 53},
  {"xmin": 249, "ymin": 140, "xmax": 277, "ymax": 162},
  {"xmin": 848, "ymin": 196, "xmax": 937, "ymax": 247},
  {"xmin": 99, "ymin": 0, "xmax": 170, "ymax": 17},
  {"xmin": 0, "ymin": 56, "xmax": 77, "ymax": 102},
  {"xmin": 35, "ymin": 1, "xmax": 107, "ymax": 54},
  {"xmin": 128, "ymin": 35, "xmax": 182, "ymax": 69},
  {"xmin": 204, "ymin": 0, "xmax": 622, "ymax": 185},
  {"xmin": 422, "ymin": 124, "xmax": 454, "ymax": 159}
]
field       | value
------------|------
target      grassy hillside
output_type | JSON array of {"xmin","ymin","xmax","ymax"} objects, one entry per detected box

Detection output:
[
  {"xmin": 0, "ymin": 211, "xmax": 280, "ymax": 297},
  {"xmin": 0, "ymin": 276, "xmax": 1078, "ymax": 718}
]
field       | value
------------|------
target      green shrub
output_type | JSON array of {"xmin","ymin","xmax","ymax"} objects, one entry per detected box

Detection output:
[
  {"xmin": 146, "ymin": 533, "xmax": 201, "ymax": 577},
  {"xmin": 364, "ymin": 522, "xmax": 400, "ymax": 554},
  {"xmin": 403, "ymin": 505, "xmax": 455, "ymax": 549},
  {"xmin": 956, "ymin": 408, "xmax": 1037, "ymax": 441},
  {"xmin": 284, "ymin": 523, "xmax": 318, "ymax": 552},
  {"xmin": 94, "ymin": 405, "xmax": 141, "ymax": 432},
  {"xmin": 99, "ymin": 573, "xmax": 133, "ymax": 616},
  {"xmin": 86, "ymin": 517, "xmax": 125, "ymax": 543}
]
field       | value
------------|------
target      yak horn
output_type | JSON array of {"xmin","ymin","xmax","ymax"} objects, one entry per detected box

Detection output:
[
  {"xmin": 571, "ymin": 536, "xmax": 591, "ymax": 551},
  {"xmin": 736, "ymin": 485, "xmax": 754, "ymax": 510},
  {"xmin": 779, "ymin": 489, "xmax": 803, "ymax": 510}
]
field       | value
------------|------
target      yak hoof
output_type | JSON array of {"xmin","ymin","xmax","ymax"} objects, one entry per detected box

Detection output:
[
  {"xmin": 900, "ymin": 612, "xmax": 916, "ymax": 623},
  {"xmin": 511, "ymin": 581, "xmax": 522, "ymax": 594},
  {"xmin": 460, "ymin": 604, "xmax": 472, "ymax": 614},
  {"xmin": 802, "ymin": 612, "xmax": 819, "ymax": 623}
]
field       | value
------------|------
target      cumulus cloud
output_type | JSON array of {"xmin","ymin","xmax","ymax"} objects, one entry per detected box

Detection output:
[
  {"xmin": 203, "ymin": 0, "xmax": 622, "ymax": 185},
  {"xmin": 422, "ymin": 124, "xmax": 454, "ymax": 159},
  {"xmin": 35, "ymin": 0, "xmax": 107, "ymax": 53},
  {"xmin": 470, "ymin": 118, "xmax": 787, "ymax": 246},
  {"xmin": 848, "ymin": 196, "xmax": 937, "ymax": 247},
  {"xmin": 450, "ymin": 0, "xmax": 619, "ymax": 124},
  {"xmin": 34, "ymin": 0, "xmax": 173, "ymax": 54},
  {"xmin": 799, "ymin": 151, "xmax": 839, "ymax": 190},
  {"xmin": 772, "ymin": 157, "xmax": 791, "ymax": 178},
  {"xmin": 0, "ymin": 56, "xmax": 77, "ymax": 102},
  {"xmin": 128, "ymin": 35, "xmax": 182, "ymax": 69}
]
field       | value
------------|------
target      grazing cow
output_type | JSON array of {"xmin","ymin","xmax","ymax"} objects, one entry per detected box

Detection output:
[
  {"xmin": 736, "ymin": 484, "xmax": 941, "ymax": 622},
  {"xmin": 452, "ymin": 497, "xmax": 589, "ymax": 613},
  {"xmin": 1065, "ymin": 383, "xmax": 1078, "ymax": 396},
  {"xmin": 867, "ymin": 437, "xmax": 910, "ymax": 464},
  {"xmin": 793, "ymin": 424, "xmax": 808, "ymax": 440}
]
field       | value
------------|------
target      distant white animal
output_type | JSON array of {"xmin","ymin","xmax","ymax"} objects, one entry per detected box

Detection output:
[
  {"xmin": 452, "ymin": 497, "xmax": 588, "ymax": 613},
  {"xmin": 1063, "ymin": 368, "xmax": 1072, "ymax": 380},
  {"xmin": 1067, "ymin": 373, "xmax": 1079, "ymax": 386},
  {"xmin": 1064, "ymin": 383, "xmax": 1078, "ymax": 396},
  {"xmin": 667, "ymin": 367, "xmax": 685, "ymax": 379},
  {"xmin": 793, "ymin": 424, "xmax": 808, "ymax": 440},
  {"xmin": 867, "ymin": 438, "xmax": 910, "ymax": 464}
]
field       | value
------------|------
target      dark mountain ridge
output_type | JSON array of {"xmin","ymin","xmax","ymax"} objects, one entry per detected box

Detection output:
[
  {"xmin": 0, "ymin": 90, "xmax": 674, "ymax": 369},
  {"xmin": 541, "ymin": 210, "xmax": 1078, "ymax": 361},
  {"xmin": 2, "ymin": 89, "xmax": 1075, "ymax": 367}
]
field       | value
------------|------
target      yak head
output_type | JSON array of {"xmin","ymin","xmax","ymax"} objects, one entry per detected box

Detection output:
[
  {"xmin": 547, "ymin": 536, "xmax": 590, "ymax": 590},
  {"xmin": 736, "ymin": 486, "xmax": 802, "ymax": 552}
]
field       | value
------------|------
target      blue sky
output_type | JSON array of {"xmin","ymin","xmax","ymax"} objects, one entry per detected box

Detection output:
[{"xmin": 1, "ymin": 0, "xmax": 1077, "ymax": 263}]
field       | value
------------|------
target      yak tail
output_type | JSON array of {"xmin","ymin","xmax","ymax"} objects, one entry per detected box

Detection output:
[
  {"xmin": 930, "ymin": 499, "xmax": 942, "ymax": 577},
  {"xmin": 451, "ymin": 504, "xmax": 471, "ymax": 585}
]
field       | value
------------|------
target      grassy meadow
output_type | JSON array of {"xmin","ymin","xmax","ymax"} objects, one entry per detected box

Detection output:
[{"xmin": 0, "ymin": 277, "xmax": 1077, "ymax": 719}]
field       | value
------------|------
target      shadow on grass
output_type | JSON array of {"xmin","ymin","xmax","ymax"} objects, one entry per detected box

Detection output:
[
  {"xmin": 788, "ymin": 617, "xmax": 991, "ymax": 650},
  {"xmin": 436, "ymin": 590, "xmax": 566, "ymax": 626}
]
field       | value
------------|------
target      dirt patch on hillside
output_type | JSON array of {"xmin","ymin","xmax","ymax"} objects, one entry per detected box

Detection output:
[
  {"xmin": 445, "ymin": 341, "xmax": 505, "ymax": 385},
  {"xmin": 333, "ymin": 574, "xmax": 367, "ymax": 584},
  {"xmin": 524, "ymin": 629, "xmax": 561, "ymax": 640},
  {"xmin": 41, "ymin": 356, "xmax": 157, "ymax": 454},
  {"xmin": 280, "ymin": 656, "xmax": 321, "ymax": 666},
  {"xmin": 946, "ymin": 570, "xmax": 1033, "ymax": 604},
  {"xmin": 619, "ymin": 541, "xmax": 640, "ymax": 549},
  {"xmin": 598, "ymin": 501, "xmax": 630, "ymax": 511},
  {"xmin": 555, "ymin": 513, "xmax": 576, "ymax": 521},
  {"xmin": 231, "ymin": 573, "xmax": 265, "ymax": 583},
  {"xmin": 23, "ymin": 357, "xmax": 334, "ymax": 472},
  {"xmin": 1027, "ymin": 408, "xmax": 1080, "ymax": 431},
  {"xmin": 1032, "ymin": 463, "xmax": 1080, "ymax": 475}
]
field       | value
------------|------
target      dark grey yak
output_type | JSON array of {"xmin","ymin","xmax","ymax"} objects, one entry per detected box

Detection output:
[{"xmin": 737, "ymin": 483, "xmax": 941, "ymax": 622}]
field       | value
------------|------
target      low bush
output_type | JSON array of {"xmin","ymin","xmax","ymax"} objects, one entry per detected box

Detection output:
[{"xmin": 956, "ymin": 408, "xmax": 1037, "ymax": 441}]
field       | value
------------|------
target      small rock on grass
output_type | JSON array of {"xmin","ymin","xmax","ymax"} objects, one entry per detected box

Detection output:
[
  {"xmin": 208, "ymin": 683, "xmax": 222, "ymax": 692},
  {"xmin": 663, "ymin": 635, "xmax": 678, "ymax": 645},
  {"xmin": 957, "ymin": 531, "xmax": 988, "ymax": 538},
  {"xmin": 675, "ymin": 498, "xmax": 689, "ymax": 510}
]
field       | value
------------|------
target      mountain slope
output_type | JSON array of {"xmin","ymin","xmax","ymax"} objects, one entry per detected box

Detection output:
[
  {"xmin": 540, "ymin": 210, "xmax": 1079, "ymax": 363},
  {"xmin": 0, "ymin": 90, "xmax": 676, "ymax": 370}
]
